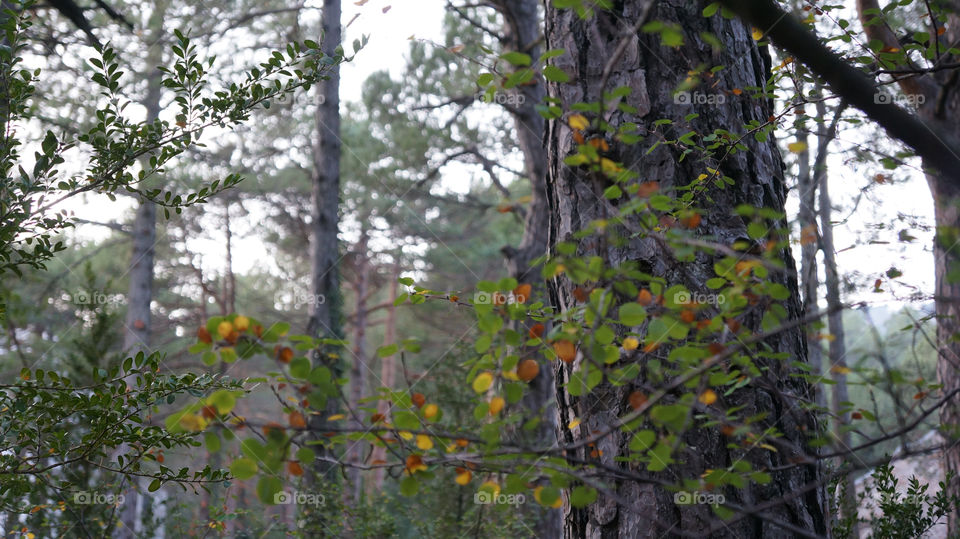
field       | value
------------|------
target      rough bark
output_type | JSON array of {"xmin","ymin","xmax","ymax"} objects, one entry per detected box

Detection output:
[
  {"xmin": 307, "ymin": 0, "xmax": 342, "ymax": 340},
  {"xmin": 543, "ymin": 3, "xmax": 826, "ymax": 536},
  {"xmin": 305, "ymin": 0, "xmax": 342, "ymax": 492}
]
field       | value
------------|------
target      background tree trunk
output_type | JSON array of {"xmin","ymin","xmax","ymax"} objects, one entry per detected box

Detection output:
[
  {"xmin": 305, "ymin": 0, "xmax": 343, "ymax": 501},
  {"xmin": 116, "ymin": 4, "xmax": 166, "ymax": 533},
  {"xmin": 491, "ymin": 2, "xmax": 562, "ymax": 536},
  {"xmin": 543, "ymin": 3, "xmax": 826, "ymax": 536}
]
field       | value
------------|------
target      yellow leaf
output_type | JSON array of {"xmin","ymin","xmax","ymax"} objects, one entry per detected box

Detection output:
[
  {"xmin": 568, "ymin": 418, "xmax": 581, "ymax": 430},
  {"xmin": 327, "ymin": 414, "xmax": 346, "ymax": 421},
  {"xmin": 398, "ymin": 431, "xmax": 414, "ymax": 440},
  {"xmin": 473, "ymin": 372, "xmax": 494, "ymax": 393},
  {"xmin": 752, "ymin": 28, "xmax": 764, "ymax": 40},
  {"xmin": 416, "ymin": 434, "xmax": 434, "ymax": 450},
  {"xmin": 233, "ymin": 315, "xmax": 250, "ymax": 331},
  {"xmin": 455, "ymin": 469, "xmax": 472, "ymax": 485},
  {"xmin": 759, "ymin": 443, "xmax": 778, "ymax": 452},
  {"xmin": 489, "ymin": 397, "xmax": 505, "ymax": 415},
  {"xmin": 787, "ymin": 141, "xmax": 808, "ymax": 153},
  {"xmin": 830, "ymin": 365, "xmax": 852, "ymax": 375},
  {"xmin": 568, "ymin": 114, "xmax": 589, "ymax": 131},
  {"xmin": 217, "ymin": 321, "xmax": 233, "ymax": 339},
  {"xmin": 422, "ymin": 403, "xmax": 438, "ymax": 420},
  {"xmin": 600, "ymin": 158, "xmax": 621, "ymax": 175},
  {"xmin": 698, "ymin": 389, "xmax": 718, "ymax": 405},
  {"xmin": 622, "ymin": 337, "xmax": 640, "ymax": 351}
]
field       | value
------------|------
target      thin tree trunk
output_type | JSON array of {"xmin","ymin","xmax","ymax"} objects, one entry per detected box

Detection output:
[
  {"xmin": 489, "ymin": 2, "xmax": 561, "ymax": 535},
  {"xmin": 370, "ymin": 255, "xmax": 399, "ymax": 493},
  {"xmin": 813, "ymin": 96, "xmax": 857, "ymax": 535},
  {"xmin": 116, "ymin": 4, "xmax": 166, "ymax": 534},
  {"xmin": 544, "ymin": 3, "xmax": 825, "ymax": 535},
  {"xmin": 345, "ymin": 232, "xmax": 368, "ymax": 510},
  {"xmin": 305, "ymin": 0, "xmax": 343, "ymax": 518},
  {"xmin": 795, "ymin": 84, "xmax": 824, "ymax": 412}
]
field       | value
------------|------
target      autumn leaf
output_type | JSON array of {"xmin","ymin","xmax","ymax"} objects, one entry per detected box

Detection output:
[
  {"xmin": 517, "ymin": 359, "xmax": 540, "ymax": 382},
  {"xmin": 416, "ymin": 434, "xmax": 434, "ymax": 450},
  {"xmin": 473, "ymin": 372, "xmax": 494, "ymax": 393},
  {"xmin": 455, "ymin": 467, "xmax": 472, "ymax": 485},
  {"xmin": 422, "ymin": 403, "xmax": 438, "ymax": 420},
  {"xmin": 622, "ymin": 337, "xmax": 639, "ymax": 351},
  {"xmin": 628, "ymin": 391, "xmax": 648, "ymax": 410},
  {"xmin": 217, "ymin": 320, "xmax": 233, "ymax": 339},
  {"xmin": 553, "ymin": 340, "xmax": 577, "ymax": 363},
  {"xmin": 489, "ymin": 396, "xmax": 505, "ymax": 415},
  {"xmin": 411, "ymin": 392, "xmax": 426, "ymax": 408},
  {"xmin": 529, "ymin": 323, "xmax": 545, "ymax": 339},
  {"xmin": 568, "ymin": 113, "xmax": 589, "ymax": 131},
  {"xmin": 288, "ymin": 411, "xmax": 307, "ymax": 429},
  {"xmin": 698, "ymin": 389, "xmax": 718, "ymax": 405}
]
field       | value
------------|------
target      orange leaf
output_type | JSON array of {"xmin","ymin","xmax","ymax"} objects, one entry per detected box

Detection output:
[
  {"xmin": 288, "ymin": 411, "xmax": 307, "ymax": 429},
  {"xmin": 553, "ymin": 340, "xmax": 577, "ymax": 363}
]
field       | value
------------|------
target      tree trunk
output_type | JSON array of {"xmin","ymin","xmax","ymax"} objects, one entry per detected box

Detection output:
[
  {"xmin": 305, "ymin": 0, "xmax": 342, "ymax": 496},
  {"xmin": 370, "ymin": 255, "xmax": 400, "ymax": 493},
  {"xmin": 794, "ymin": 85, "xmax": 824, "ymax": 412},
  {"xmin": 345, "ymin": 232, "xmax": 368, "ymax": 510},
  {"xmin": 543, "ymin": 3, "xmax": 826, "ymax": 536},
  {"xmin": 116, "ymin": 5, "xmax": 166, "ymax": 533},
  {"xmin": 307, "ymin": 0, "xmax": 342, "ymax": 340},
  {"xmin": 808, "ymin": 95, "xmax": 858, "ymax": 534},
  {"xmin": 491, "ymin": 2, "xmax": 562, "ymax": 536}
]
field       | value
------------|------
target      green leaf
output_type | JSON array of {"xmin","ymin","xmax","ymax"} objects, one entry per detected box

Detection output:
[
  {"xmin": 377, "ymin": 344, "xmax": 399, "ymax": 358},
  {"xmin": 570, "ymin": 486, "xmax": 598, "ymax": 507},
  {"xmin": 501, "ymin": 51, "xmax": 532, "ymax": 66},
  {"xmin": 230, "ymin": 458, "xmax": 258, "ymax": 480},
  {"xmin": 400, "ymin": 476, "xmax": 419, "ymax": 496},
  {"xmin": 543, "ymin": 65, "xmax": 570, "ymax": 82},
  {"xmin": 208, "ymin": 390, "xmax": 237, "ymax": 415},
  {"xmin": 257, "ymin": 476, "xmax": 284, "ymax": 504},
  {"xmin": 296, "ymin": 447, "xmax": 316, "ymax": 464},
  {"xmin": 619, "ymin": 303, "xmax": 647, "ymax": 326},
  {"xmin": 205, "ymin": 432, "xmax": 221, "ymax": 453}
]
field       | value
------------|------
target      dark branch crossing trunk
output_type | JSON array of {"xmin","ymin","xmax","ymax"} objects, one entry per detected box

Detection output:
[{"xmin": 543, "ymin": 3, "xmax": 826, "ymax": 536}]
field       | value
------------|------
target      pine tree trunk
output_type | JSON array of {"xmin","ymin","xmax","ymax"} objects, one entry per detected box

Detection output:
[
  {"xmin": 345, "ymin": 233, "xmax": 368, "ymax": 510},
  {"xmin": 492, "ymin": 2, "xmax": 562, "ymax": 536},
  {"xmin": 305, "ymin": 0, "xmax": 342, "ymax": 500},
  {"xmin": 370, "ymin": 255, "xmax": 400, "ymax": 492},
  {"xmin": 543, "ymin": 3, "xmax": 826, "ymax": 536},
  {"xmin": 116, "ymin": 5, "xmax": 166, "ymax": 533}
]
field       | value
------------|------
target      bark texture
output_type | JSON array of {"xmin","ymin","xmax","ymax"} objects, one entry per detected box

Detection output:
[
  {"xmin": 306, "ymin": 0, "xmax": 342, "ymax": 482},
  {"xmin": 543, "ymin": 2, "xmax": 826, "ymax": 536}
]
